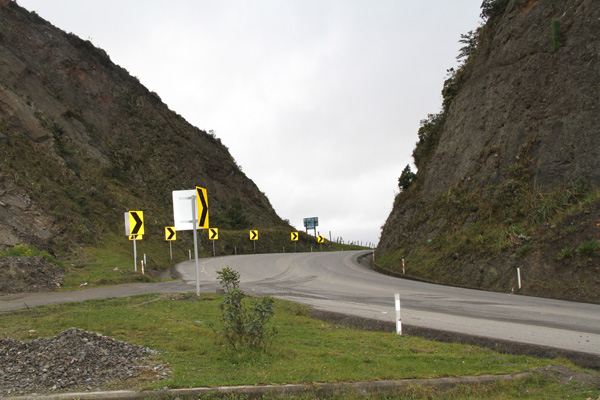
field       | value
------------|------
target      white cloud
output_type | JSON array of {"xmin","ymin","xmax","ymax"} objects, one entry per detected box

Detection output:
[{"xmin": 20, "ymin": 0, "xmax": 482, "ymax": 245}]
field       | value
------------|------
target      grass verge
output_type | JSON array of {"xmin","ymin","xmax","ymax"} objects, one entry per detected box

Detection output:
[{"xmin": 1, "ymin": 294, "xmax": 598, "ymax": 399}]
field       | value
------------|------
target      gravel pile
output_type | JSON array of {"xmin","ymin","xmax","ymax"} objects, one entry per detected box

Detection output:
[{"xmin": 0, "ymin": 328, "xmax": 170, "ymax": 396}]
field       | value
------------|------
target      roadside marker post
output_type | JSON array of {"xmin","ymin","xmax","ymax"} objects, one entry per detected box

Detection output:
[
  {"xmin": 395, "ymin": 292, "xmax": 402, "ymax": 335},
  {"xmin": 291, "ymin": 232, "xmax": 299, "ymax": 252},
  {"xmin": 127, "ymin": 234, "xmax": 142, "ymax": 272},
  {"xmin": 517, "ymin": 267, "xmax": 522, "ymax": 289},
  {"xmin": 402, "ymin": 259, "xmax": 405, "ymax": 275}
]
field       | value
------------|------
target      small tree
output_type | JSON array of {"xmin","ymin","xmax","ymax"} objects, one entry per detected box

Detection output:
[
  {"xmin": 212, "ymin": 267, "xmax": 276, "ymax": 352},
  {"xmin": 480, "ymin": 0, "xmax": 509, "ymax": 22},
  {"xmin": 398, "ymin": 165, "xmax": 417, "ymax": 191},
  {"xmin": 456, "ymin": 30, "xmax": 479, "ymax": 63}
]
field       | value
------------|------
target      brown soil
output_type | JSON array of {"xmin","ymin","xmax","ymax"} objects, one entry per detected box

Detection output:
[{"xmin": 0, "ymin": 256, "xmax": 63, "ymax": 294}]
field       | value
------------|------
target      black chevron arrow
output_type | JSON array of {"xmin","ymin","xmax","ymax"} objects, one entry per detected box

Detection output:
[
  {"xmin": 131, "ymin": 212, "xmax": 143, "ymax": 235},
  {"xmin": 166, "ymin": 227, "xmax": 175, "ymax": 240},
  {"xmin": 291, "ymin": 232, "xmax": 298, "ymax": 241},
  {"xmin": 209, "ymin": 228, "xmax": 218, "ymax": 240},
  {"xmin": 251, "ymin": 230, "xmax": 258, "ymax": 240},
  {"xmin": 197, "ymin": 187, "xmax": 208, "ymax": 228}
]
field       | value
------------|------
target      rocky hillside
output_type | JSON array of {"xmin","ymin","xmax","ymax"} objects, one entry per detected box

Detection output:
[
  {"xmin": 377, "ymin": 0, "xmax": 600, "ymax": 303},
  {"xmin": 0, "ymin": 1, "xmax": 287, "ymax": 254}
]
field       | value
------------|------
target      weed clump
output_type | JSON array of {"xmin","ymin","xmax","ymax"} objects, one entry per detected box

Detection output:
[{"xmin": 211, "ymin": 267, "xmax": 276, "ymax": 353}]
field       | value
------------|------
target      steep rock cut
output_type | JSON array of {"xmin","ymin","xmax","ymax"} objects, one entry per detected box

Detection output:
[{"xmin": 378, "ymin": 0, "xmax": 599, "ymax": 303}]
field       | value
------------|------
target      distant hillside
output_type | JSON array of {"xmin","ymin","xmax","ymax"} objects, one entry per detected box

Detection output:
[
  {"xmin": 0, "ymin": 1, "xmax": 288, "ymax": 254},
  {"xmin": 377, "ymin": 0, "xmax": 600, "ymax": 303}
]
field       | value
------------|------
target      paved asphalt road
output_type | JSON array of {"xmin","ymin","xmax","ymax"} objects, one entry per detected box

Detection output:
[
  {"xmin": 178, "ymin": 251, "xmax": 600, "ymax": 357},
  {"xmin": 2, "ymin": 251, "xmax": 599, "ymax": 358}
]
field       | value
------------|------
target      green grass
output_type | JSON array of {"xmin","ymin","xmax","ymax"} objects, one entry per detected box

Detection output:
[
  {"xmin": 59, "ymin": 236, "xmax": 158, "ymax": 290},
  {"xmin": 1, "ymin": 294, "xmax": 597, "ymax": 399}
]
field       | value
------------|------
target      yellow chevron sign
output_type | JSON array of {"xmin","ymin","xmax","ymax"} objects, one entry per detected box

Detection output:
[
  {"xmin": 291, "ymin": 232, "xmax": 299, "ymax": 241},
  {"xmin": 124, "ymin": 211, "xmax": 144, "ymax": 236},
  {"xmin": 196, "ymin": 187, "xmax": 209, "ymax": 229},
  {"xmin": 165, "ymin": 226, "xmax": 176, "ymax": 241},
  {"xmin": 209, "ymin": 228, "xmax": 219, "ymax": 240},
  {"xmin": 249, "ymin": 230, "xmax": 258, "ymax": 241},
  {"xmin": 317, "ymin": 235, "xmax": 325, "ymax": 243}
]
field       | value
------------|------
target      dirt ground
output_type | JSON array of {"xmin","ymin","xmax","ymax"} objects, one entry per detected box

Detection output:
[{"xmin": 0, "ymin": 256, "xmax": 63, "ymax": 294}]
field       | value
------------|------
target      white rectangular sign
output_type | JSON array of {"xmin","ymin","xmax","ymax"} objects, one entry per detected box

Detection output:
[{"xmin": 172, "ymin": 189, "xmax": 197, "ymax": 231}]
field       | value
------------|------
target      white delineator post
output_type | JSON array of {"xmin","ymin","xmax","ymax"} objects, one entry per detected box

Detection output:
[
  {"xmin": 517, "ymin": 267, "xmax": 522, "ymax": 289},
  {"xmin": 402, "ymin": 259, "xmax": 405, "ymax": 275},
  {"xmin": 395, "ymin": 292, "xmax": 402, "ymax": 335}
]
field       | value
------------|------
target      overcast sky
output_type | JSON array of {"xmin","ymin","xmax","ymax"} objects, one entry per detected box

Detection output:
[{"xmin": 20, "ymin": 0, "xmax": 482, "ymax": 247}]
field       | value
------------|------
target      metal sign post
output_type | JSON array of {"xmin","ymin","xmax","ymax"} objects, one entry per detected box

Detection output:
[
  {"xmin": 173, "ymin": 188, "xmax": 208, "ymax": 297},
  {"xmin": 191, "ymin": 197, "xmax": 200, "ymax": 296},
  {"xmin": 133, "ymin": 239, "xmax": 137, "ymax": 272}
]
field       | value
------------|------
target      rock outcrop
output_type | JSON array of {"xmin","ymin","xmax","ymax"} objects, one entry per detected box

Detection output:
[{"xmin": 378, "ymin": 0, "xmax": 599, "ymax": 303}]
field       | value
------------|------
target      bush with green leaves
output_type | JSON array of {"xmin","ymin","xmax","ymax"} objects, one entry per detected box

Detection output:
[
  {"xmin": 212, "ymin": 267, "xmax": 276, "ymax": 352},
  {"xmin": 398, "ymin": 165, "xmax": 416, "ymax": 191},
  {"xmin": 0, "ymin": 244, "xmax": 61, "ymax": 266}
]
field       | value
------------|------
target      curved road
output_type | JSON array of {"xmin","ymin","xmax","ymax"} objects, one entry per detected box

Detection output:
[
  {"xmin": 1, "ymin": 251, "xmax": 599, "ymax": 360},
  {"xmin": 176, "ymin": 251, "xmax": 600, "ymax": 357}
]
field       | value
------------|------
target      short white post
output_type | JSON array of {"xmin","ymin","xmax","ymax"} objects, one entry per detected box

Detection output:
[
  {"xmin": 395, "ymin": 292, "xmax": 402, "ymax": 335},
  {"xmin": 402, "ymin": 259, "xmax": 405, "ymax": 275},
  {"xmin": 141, "ymin": 259, "xmax": 145, "ymax": 275},
  {"xmin": 189, "ymin": 249, "xmax": 191, "ymax": 260},
  {"xmin": 517, "ymin": 267, "xmax": 522, "ymax": 289}
]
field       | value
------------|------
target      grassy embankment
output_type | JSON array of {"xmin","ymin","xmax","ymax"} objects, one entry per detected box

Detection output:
[{"xmin": 1, "ymin": 294, "xmax": 598, "ymax": 399}]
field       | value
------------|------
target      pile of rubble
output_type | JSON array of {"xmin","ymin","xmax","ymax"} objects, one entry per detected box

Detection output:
[
  {"xmin": 0, "ymin": 328, "xmax": 170, "ymax": 396},
  {"xmin": 0, "ymin": 256, "xmax": 63, "ymax": 294}
]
